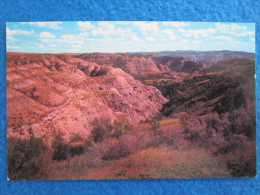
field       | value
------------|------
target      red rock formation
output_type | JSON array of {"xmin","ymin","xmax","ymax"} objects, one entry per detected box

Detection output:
[{"xmin": 7, "ymin": 52, "xmax": 168, "ymax": 141}]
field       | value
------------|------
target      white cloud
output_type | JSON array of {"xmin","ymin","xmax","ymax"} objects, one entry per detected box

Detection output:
[
  {"xmin": 210, "ymin": 35, "xmax": 234, "ymax": 42},
  {"xmin": 181, "ymin": 28, "xmax": 216, "ymax": 38},
  {"xmin": 215, "ymin": 23, "xmax": 254, "ymax": 37},
  {"xmin": 162, "ymin": 22, "xmax": 190, "ymax": 28},
  {"xmin": 34, "ymin": 42, "xmax": 44, "ymax": 48},
  {"xmin": 98, "ymin": 21, "xmax": 115, "ymax": 30},
  {"xmin": 216, "ymin": 23, "xmax": 247, "ymax": 33},
  {"xmin": 160, "ymin": 29, "xmax": 179, "ymax": 40},
  {"xmin": 113, "ymin": 21, "xmax": 132, "ymax": 25},
  {"xmin": 7, "ymin": 22, "xmax": 255, "ymax": 53},
  {"xmin": 131, "ymin": 34, "xmax": 143, "ymax": 42},
  {"xmin": 77, "ymin": 21, "xmax": 94, "ymax": 31},
  {"xmin": 132, "ymin": 22, "xmax": 159, "ymax": 32},
  {"xmin": 238, "ymin": 31, "xmax": 254, "ymax": 37},
  {"xmin": 78, "ymin": 32, "xmax": 89, "ymax": 37},
  {"xmin": 146, "ymin": 37, "xmax": 156, "ymax": 42},
  {"xmin": 6, "ymin": 27, "xmax": 34, "ymax": 36},
  {"xmin": 6, "ymin": 27, "xmax": 34, "ymax": 42},
  {"xmin": 181, "ymin": 39, "xmax": 188, "ymax": 42},
  {"xmin": 92, "ymin": 28, "xmax": 111, "ymax": 37},
  {"xmin": 56, "ymin": 33, "xmax": 86, "ymax": 46},
  {"xmin": 21, "ymin": 22, "xmax": 63, "ymax": 29},
  {"xmin": 39, "ymin": 31, "xmax": 56, "ymax": 38},
  {"xmin": 62, "ymin": 34, "xmax": 75, "ymax": 41},
  {"xmin": 7, "ymin": 45, "xmax": 20, "ymax": 49},
  {"xmin": 192, "ymin": 40, "xmax": 203, "ymax": 44},
  {"xmin": 7, "ymin": 35, "xmax": 16, "ymax": 41},
  {"xmin": 39, "ymin": 32, "xmax": 56, "ymax": 43}
]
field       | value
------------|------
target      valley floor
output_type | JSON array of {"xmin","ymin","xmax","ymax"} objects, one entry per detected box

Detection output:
[{"xmin": 35, "ymin": 117, "xmax": 255, "ymax": 180}]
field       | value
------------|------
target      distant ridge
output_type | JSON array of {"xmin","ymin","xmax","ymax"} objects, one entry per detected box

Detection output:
[{"xmin": 128, "ymin": 50, "xmax": 254, "ymax": 64}]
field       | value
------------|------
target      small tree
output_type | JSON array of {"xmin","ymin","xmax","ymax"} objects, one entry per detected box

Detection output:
[
  {"xmin": 90, "ymin": 118, "xmax": 112, "ymax": 143},
  {"xmin": 69, "ymin": 133, "xmax": 85, "ymax": 156},
  {"xmin": 52, "ymin": 133, "xmax": 70, "ymax": 161},
  {"xmin": 112, "ymin": 115, "xmax": 132, "ymax": 139}
]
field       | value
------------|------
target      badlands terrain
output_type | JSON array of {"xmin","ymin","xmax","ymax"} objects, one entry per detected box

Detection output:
[{"xmin": 7, "ymin": 51, "xmax": 256, "ymax": 179}]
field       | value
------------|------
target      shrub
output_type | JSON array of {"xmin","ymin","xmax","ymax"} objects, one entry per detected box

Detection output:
[
  {"xmin": 90, "ymin": 118, "xmax": 113, "ymax": 143},
  {"xmin": 226, "ymin": 161, "xmax": 256, "ymax": 177},
  {"xmin": 112, "ymin": 115, "xmax": 132, "ymax": 139},
  {"xmin": 102, "ymin": 143, "xmax": 130, "ymax": 161},
  {"xmin": 69, "ymin": 133, "xmax": 85, "ymax": 156},
  {"xmin": 222, "ymin": 103, "xmax": 256, "ymax": 139},
  {"xmin": 8, "ymin": 136, "xmax": 51, "ymax": 179},
  {"xmin": 52, "ymin": 134, "xmax": 70, "ymax": 161}
]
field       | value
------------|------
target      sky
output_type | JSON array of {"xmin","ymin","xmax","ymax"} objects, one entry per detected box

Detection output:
[{"xmin": 6, "ymin": 21, "xmax": 255, "ymax": 53}]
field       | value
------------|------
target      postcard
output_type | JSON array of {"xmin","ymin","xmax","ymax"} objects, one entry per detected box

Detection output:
[{"xmin": 6, "ymin": 21, "xmax": 256, "ymax": 180}]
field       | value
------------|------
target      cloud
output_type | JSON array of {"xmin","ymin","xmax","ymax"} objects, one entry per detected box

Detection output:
[
  {"xmin": 210, "ymin": 35, "xmax": 234, "ymax": 42},
  {"xmin": 216, "ymin": 23, "xmax": 246, "ymax": 32},
  {"xmin": 78, "ymin": 32, "xmax": 89, "ymax": 37},
  {"xmin": 7, "ymin": 21, "xmax": 255, "ymax": 53},
  {"xmin": 6, "ymin": 27, "xmax": 34, "ymax": 36},
  {"xmin": 215, "ymin": 23, "xmax": 254, "ymax": 37},
  {"xmin": 113, "ymin": 21, "xmax": 132, "ymax": 25},
  {"xmin": 238, "ymin": 31, "xmax": 254, "ymax": 37},
  {"xmin": 180, "ymin": 28, "xmax": 216, "ymax": 38},
  {"xmin": 180, "ymin": 39, "xmax": 188, "ymax": 42},
  {"xmin": 34, "ymin": 42, "xmax": 44, "ymax": 48},
  {"xmin": 39, "ymin": 31, "xmax": 56, "ymax": 43},
  {"xmin": 146, "ymin": 37, "xmax": 156, "ymax": 42},
  {"xmin": 77, "ymin": 21, "xmax": 94, "ymax": 31},
  {"xmin": 192, "ymin": 40, "xmax": 203, "ymax": 44},
  {"xmin": 39, "ymin": 32, "xmax": 56, "ymax": 38},
  {"xmin": 131, "ymin": 34, "xmax": 143, "ymax": 42},
  {"xmin": 92, "ymin": 23, "xmax": 134, "ymax": 40},
  {"xmin": 160, "ymin": 29, "xmax": 179, "ymax": 40},
  {"xmin": 21, "ymin": 22, "xmax": 63, "ymax": 29},
  {"xmin": 7, "ymin": 45, "xmax": 20, "ymax": 49},
  {"xmin": 62, "ymin": 34, "xmax": 75, "ymax": 41},
  {"xmin": 98, "ymin": 21, "xmax": 115, "ymax": 30},
  {"xmin": 162, "ymin": 22, "xmax": 190, "ymax": 28},
  {"xmin": 56, "ymin": 33, "xmax": 87, "ymax": 46},
  {"xmin": 132, "ymin": 22, "xmax": 159, "ymax": 32},
  {"xmin": 6, "ymin": 27, "xmax": 34, "ymax": 42},
  {"xmin": 92, "ymin": 27, "xmax": 111, "ymax": 37}
]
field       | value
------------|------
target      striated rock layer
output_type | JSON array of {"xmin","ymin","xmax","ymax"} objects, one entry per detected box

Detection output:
[{"xmin": 7, "ymin": 52, "xmax": 168, "ymax": 141}]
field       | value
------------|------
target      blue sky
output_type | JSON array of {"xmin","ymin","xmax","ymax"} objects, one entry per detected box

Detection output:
[{"xmin": 6, "ymin": 21, "xmax": 255, "ymax": 53}]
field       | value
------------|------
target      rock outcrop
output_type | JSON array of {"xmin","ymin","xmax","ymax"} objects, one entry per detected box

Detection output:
[{"xmin": 7, "ymin": 52, "xmax": 168, "ymax": 140}]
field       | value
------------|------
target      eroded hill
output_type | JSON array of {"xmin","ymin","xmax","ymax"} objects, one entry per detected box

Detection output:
[
  {"xmin": 7, "ymin": 52, "xmax": 168, "ymax": 141},
  {"xmin": 7, "ymin": 52, "xmax": 256, "ymax": 180}
]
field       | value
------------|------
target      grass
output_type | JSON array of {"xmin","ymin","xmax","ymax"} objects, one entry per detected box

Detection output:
[
  {"xmin": 148, "ymin": 160, "xmax": 231, "ymax": 179},
  {"xmin": 84, "ymin": 147, "xmax": 218, "ymax": 179},
  {"xmin": 159, "ymin": 118, "xmax": 179, "ymax": 126}
]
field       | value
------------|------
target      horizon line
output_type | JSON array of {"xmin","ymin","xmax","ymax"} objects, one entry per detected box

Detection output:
[{"xmin": 6, "ymin": 50, "xmax": 255, "ymax": 55}]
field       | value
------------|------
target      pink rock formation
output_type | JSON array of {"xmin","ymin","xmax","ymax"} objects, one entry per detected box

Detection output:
[{"xmin": 7, "ymin": 53, "xmax": 168, "ymax": 141}]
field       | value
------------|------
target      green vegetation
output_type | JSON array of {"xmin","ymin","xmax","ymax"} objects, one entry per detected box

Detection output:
[
  {"xmin": 112, "ymin": 115, "xmax": 133, "ymax": 138},
  {"xmin": 90, "ymin": 118, "xmax": 113, "ymax": 142},
  {"xmin": 8, "ymin": 136, "xmax": 52, "ymax": 180},
  {"xmin": 148, "ymin": 160, "xmax": 231, "ymax": 179}
]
